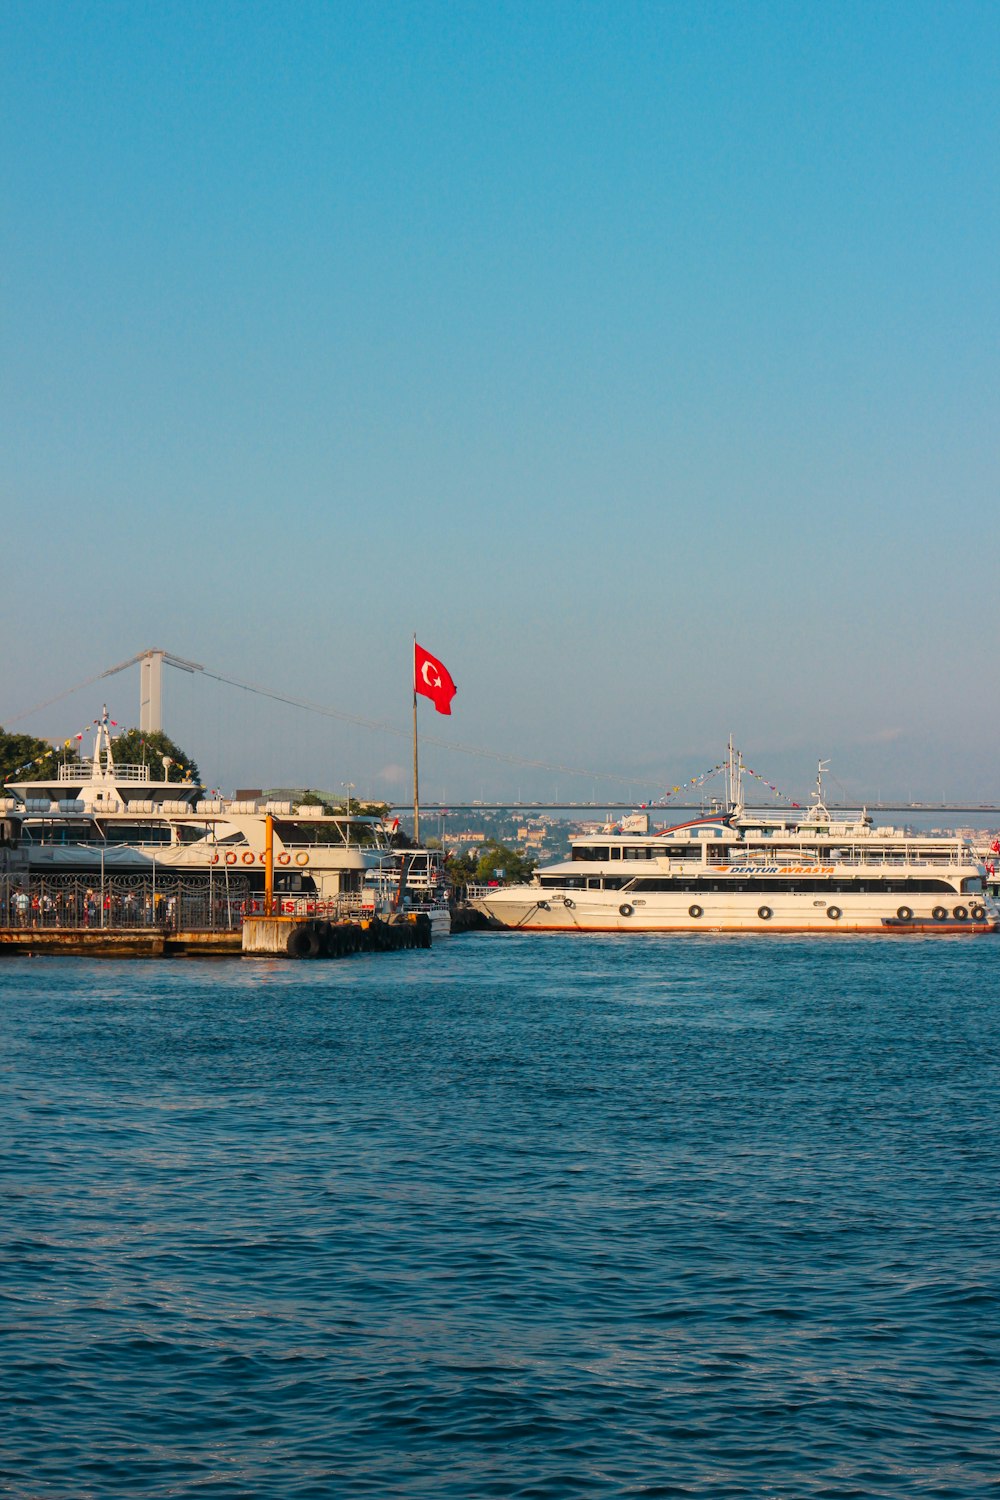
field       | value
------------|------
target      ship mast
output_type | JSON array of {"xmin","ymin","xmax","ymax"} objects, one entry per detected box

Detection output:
[
  {"xmin": 727, "ymin": 735, "xmax": 744, "ymax": 816},
  {"xmin": 93, "ymin": 705, "xmax": 116, "ymax": 777}
]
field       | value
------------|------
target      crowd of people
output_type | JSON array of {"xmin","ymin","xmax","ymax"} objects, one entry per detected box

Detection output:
[{"xmin": 0, "ymin": 886, "xmax": 218, "ymax": 930}]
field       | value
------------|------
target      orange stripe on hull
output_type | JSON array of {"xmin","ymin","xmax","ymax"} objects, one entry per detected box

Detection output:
[{"xmin": 512, "ymin": 922, "xmax": 998, "ymax": 935}]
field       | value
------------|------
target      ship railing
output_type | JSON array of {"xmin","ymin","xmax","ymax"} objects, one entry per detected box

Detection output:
[{"xmin": 57, "ymin": 761, "xmax": 162, "ymax": 783}]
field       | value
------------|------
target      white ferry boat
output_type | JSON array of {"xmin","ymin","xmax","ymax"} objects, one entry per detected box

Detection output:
[
  {"xmin": 473, "ymin": 750, "xmax": 998, "ymax": 935},
  {"xmin": 1, "ymin": 708, "xmax": 396, "ymax": 904}
]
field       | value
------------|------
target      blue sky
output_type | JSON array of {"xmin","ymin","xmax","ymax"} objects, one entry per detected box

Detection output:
[{"xmin": 3, "ymin": 0, "xmax": 998, "ymax": 804}]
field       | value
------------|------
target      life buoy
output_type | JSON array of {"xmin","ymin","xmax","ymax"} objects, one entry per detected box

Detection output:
[
  {"xmin": 619, "ymin": 903, "xmax": 634, "ymax": 917},
  {"xmin": 277, "ymin": 852, "xmax": 291, "ymax": 866},
  {"xmin": 242, "ymin": 851, "xmax": 255, "ymax": 865},
  {"xmin": 953, "ymin": 905, "xmax": 968, "ymax": 920},
  {"xmin": 932, "ymin": 906, "xmax": 947, "ymax": 921},
  {"xmin": 970, "ymin": 904, "xmax": 986, "ymax": 921},
  {"xmin": 564, "ymin": 897, "xmax": 575, "ymax": 909},
  {"xmin": 211, "ymin": 853, "xmax": 220, "ymax": 865},
  {"xmin": 826, "ymin": 906, "xmax": 842, "ymax": 920},
  {"xmin": 688, "ymin": 904, "xmax": 703, "ymax": 919},
  {"xmin": 897, "ymin": 906, "xmax": 913, "ymax": 921},
  {"xmin": 758, "ymin": 906, "xmax": 772, "ymax": 921},
  {"xmin": 537, "ymin": 900, "xmax": 549, "ymax": 910},
  {"xmin": 224, "ymin": 852, "xmax": 238, "ymax": 865},
  {"xmin": 295, "ymin": 851, "xmax": 309, "ymax": 866}
]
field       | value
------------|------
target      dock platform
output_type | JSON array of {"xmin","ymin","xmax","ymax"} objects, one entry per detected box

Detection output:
[
  {"xmin": 0, "ymin": 913, "xmax": 432, "ymax": 959},
  {"xmin": 0, "ymin": 928, "xmax": 242, "ymax": 957}
]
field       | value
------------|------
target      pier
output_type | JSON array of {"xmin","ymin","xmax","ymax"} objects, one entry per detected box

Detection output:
[
  {"xmin": 0, "ymin": 927, "xmax": 241, "ymax": 957},
  {"xmin": 0, "ymin": 915, "xmax": 432, "ymax": 959}
]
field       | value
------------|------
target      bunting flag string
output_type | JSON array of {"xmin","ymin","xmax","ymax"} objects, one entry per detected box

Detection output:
[
  {"xmin": 4, "ymin": 724, "xmax": 93, "ymax": 783},
  {"xmin": 649, "ymin": 762, "xmax": 728, "ymax": 805},
  {"xmin": 741, "ymin": 766, "xmax": 801, "ymax": 807},
  {"xmin": 643, "ymin": 757, "xmax": 802, "ymax": 809}
]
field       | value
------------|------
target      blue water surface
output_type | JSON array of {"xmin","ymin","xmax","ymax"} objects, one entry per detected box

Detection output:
[{"xmin": 2, "ymin": 934, "xmax": 999, "ymax": 1498}]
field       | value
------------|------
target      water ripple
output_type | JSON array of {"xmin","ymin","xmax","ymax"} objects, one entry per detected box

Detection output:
[{"xmin": 2, "ymin": 935, "xmax": 999, "ymax": 1496}]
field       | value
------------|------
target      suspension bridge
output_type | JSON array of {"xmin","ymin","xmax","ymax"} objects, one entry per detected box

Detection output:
[{"xmin": 6, "ymin": 650, "xmax": 1000, "ymax": 817}]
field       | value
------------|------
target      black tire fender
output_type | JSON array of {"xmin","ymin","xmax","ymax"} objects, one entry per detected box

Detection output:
[
  {"xmin": 286, "ymin": 926, "xmax": 312, "ymax": 959},
  {"xmin": 757, "ymin": 906, "xmax": 772, "ymax": 921},
  {"xmin": 897, "ymin": 906, "xmax": 913, "ymax": 921},
  {"xmin": 688, "ymin": 904, "xmax": 703, "ymax": 919},
  {"xmin": 827, "ymin": 906, "xmax": 842, "ymax": 920},
  {"xmin": 619, "ymin": 903, "xmax": 634, "ymax": 917}
]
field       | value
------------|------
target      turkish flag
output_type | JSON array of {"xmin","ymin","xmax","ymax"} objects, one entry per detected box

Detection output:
[{"xmin": 414, "ymin": 642, "xmax": 457, "ymax": 715}]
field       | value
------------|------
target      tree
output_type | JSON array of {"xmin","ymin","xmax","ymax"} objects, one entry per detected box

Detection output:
[
  {"xmin": 474, "ymin": 842, "xmax": 537, "ymax": 886},
  {"xmin": 0, "ymin": 727, "xmax": 62, "ymax": 786},
  {"xmin": 111, "ymin": 728, "xmax": 201, "ymax": 785},
  {"xmin": 444, "ymin": 851, "xmax": 478, "ymax": 887}
]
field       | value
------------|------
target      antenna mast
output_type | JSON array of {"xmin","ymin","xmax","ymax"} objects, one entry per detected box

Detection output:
[{"xmin": 727, "ymin": 735, "xmax": 744, "ymax": 814}]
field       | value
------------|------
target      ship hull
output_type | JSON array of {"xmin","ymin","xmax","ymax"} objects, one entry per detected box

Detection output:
[{"xmin": 473, "ymin": 892, "xmax": 999, "ymax": 935}]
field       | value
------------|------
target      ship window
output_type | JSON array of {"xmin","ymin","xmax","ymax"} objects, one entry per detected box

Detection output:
[
  {"xmin": 962, "ymin": 877, "xmax": 983, "ymax": 894},
  {"xmin": 572, "ymin": 846, "xmax": 609, "ymax": 862}
]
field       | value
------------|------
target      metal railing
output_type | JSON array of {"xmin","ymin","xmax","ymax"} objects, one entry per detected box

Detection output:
[
  {"xmin": 56, "ymin": 761, "xmax": 162, "ymax": 783},
  {"xmin": 0, "ymin": 872, "xmax": 251, "ymax": 932}
]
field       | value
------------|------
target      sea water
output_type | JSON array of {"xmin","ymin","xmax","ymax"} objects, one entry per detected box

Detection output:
[{"xmin": 2, "ymin": 934, "xmax": 998, "ymax": 1498}]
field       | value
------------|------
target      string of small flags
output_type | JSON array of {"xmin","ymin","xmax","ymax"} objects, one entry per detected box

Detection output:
[
  {"xmin": 641, "ymin": 762, "xmax": 728, "ymax": 806},
  {"xmin": 742, "ymin": 766, "xmax": 801, "ymax": 807},
  {"xmin": 5, "ymin": 720, "xmax": 108, "ymax": 782},
  {"xmin": 639, "ymin": 759, "xmax": 801, "ymax": 808}
]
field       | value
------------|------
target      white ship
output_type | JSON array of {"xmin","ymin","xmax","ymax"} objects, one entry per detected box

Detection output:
[
  {"xmin": 1, "ymin": 708, "xmax": 396, "ymax": 904},
  {"xmin": 473, "ymin": 747, "xmax": 998, "ymax": 935}
]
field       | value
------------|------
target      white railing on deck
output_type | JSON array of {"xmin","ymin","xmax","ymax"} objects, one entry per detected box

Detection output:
[{"xmin": 58, "ymin": 762, "xmax": 167, "ymax": 784}]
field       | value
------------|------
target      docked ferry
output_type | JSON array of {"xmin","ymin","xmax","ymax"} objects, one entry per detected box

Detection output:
[
  {"xmin": 473, "ymin": 751, "xmax": 998, "ymax": 935},
  {"xmin": 1, "ymin": 707, "xmax": 395, "ymax": 904}
]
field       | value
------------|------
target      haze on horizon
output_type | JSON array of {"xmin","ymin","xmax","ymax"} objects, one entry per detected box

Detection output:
[{"xmin": 2, "ymin": 1, "xmax": 997, "ymax": 807}]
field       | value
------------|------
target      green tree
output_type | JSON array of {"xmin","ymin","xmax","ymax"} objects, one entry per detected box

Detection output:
[
  {"xmin": 474, "ymin": 842, "xmax": 537, "ymax": 885},
  {"xmin": 0, "ymin": 727, "xmax": 63, "ymax": 785},
  {"xmin": 444, "ymin": 851, "xmax": 478, "ymax": 887},
  {"xmin": 111, "ymin": 728, "xmax": 201, "ymax": 785}
]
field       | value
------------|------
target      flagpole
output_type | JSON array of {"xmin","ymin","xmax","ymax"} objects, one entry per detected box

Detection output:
[{"xmin": 412, "ymin": 637, "xmax": 420, "ymax": 844}]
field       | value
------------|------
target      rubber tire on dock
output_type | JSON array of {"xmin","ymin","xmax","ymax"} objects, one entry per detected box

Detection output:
[{"xmin": 286, "ymin": 925, "xmax": 317, "ymax": 959}]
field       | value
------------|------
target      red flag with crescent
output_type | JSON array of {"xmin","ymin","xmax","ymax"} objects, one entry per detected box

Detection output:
[{"xmin": 414, "ymin": 642, "xmax": 457, "ymax": 715}]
